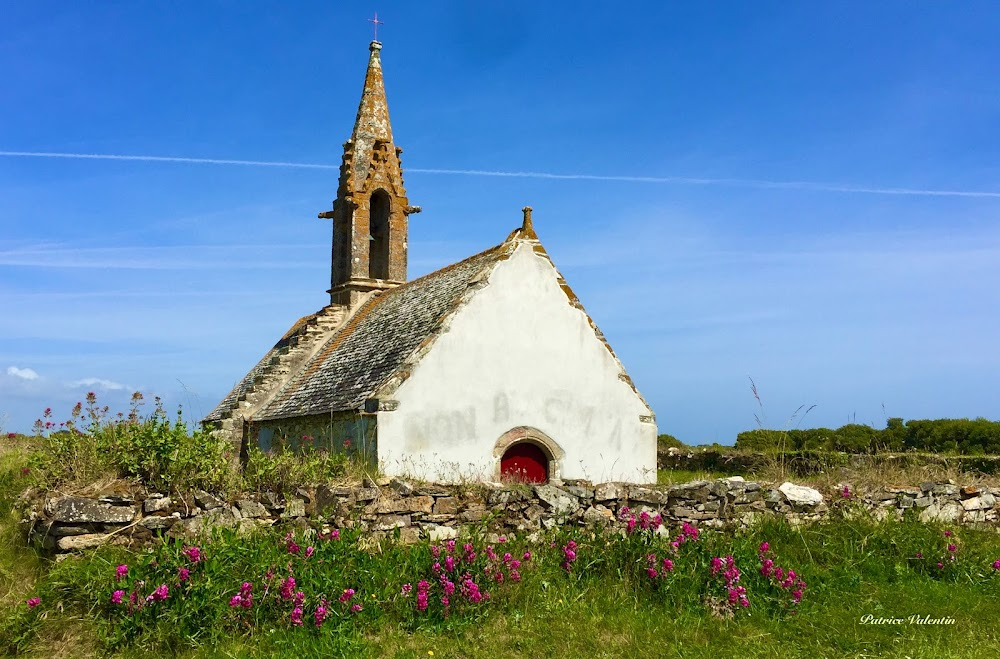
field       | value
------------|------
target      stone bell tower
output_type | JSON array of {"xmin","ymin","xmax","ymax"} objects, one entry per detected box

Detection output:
[{"xmin": 321, "ymin": 40, "xmax": 420, "ymax": 307}]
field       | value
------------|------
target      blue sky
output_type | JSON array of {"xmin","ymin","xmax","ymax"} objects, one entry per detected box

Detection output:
[{"xmin": 2, "ymin": 2, "xmax": 999, "ymax": 442}]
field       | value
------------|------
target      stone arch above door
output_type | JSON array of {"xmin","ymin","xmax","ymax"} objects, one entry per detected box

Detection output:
[{"xmin": 493, "ymin": 426, "xmax": 564, "ymax": 483}]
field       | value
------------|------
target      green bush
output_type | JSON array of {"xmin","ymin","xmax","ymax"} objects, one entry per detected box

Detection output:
[{"xmin": 29, "ymin": 393, "xmax": 233, "ymax": 494}]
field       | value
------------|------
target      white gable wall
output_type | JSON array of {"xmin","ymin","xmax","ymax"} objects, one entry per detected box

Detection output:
[{"xmin": 377, "ymin": 242, "xmax": 657, "ymax": 483}]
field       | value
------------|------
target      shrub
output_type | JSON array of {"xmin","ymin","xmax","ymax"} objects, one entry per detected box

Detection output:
[{"xmin": 29, "ymin": 393, "xmax": 234, "ymax": 494}]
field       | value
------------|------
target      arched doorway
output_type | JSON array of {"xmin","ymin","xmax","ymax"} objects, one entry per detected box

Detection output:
[
  {"xmin": 493, "ymin": 427, "xmax": 564, "ymax": 484},
  {"xmin": 500, "ymin": 442, "xmax": 548, "ymax": 483}
]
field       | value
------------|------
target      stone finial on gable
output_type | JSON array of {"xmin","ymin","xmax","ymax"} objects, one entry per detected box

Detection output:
[{"xmin": 521, "ymin": 206, "xmax": 538, "ymax": 239}]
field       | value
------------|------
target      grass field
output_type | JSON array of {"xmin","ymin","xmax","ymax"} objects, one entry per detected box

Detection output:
[{"xmin": 4, "ymin": 433, "xmax": 1000, "ymax": 657}]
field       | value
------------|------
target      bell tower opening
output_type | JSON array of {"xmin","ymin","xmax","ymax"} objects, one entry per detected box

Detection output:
[{"xmin": 369, "ymin": 190, "xmax": 390, "ymax": 280}]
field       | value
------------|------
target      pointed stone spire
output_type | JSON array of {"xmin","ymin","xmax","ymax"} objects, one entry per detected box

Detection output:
[
  {"xmin": 321, "ymin": 40, "xmax": 418, "ymax": 307},
  {"xmin": 349, "ymin": 41, "xmax": 394, "ymax": 190}
]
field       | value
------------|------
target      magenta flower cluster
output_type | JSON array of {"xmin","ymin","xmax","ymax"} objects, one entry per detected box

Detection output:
[
  {"xmin": 403, "ymin": 537, "xmax": 531, "ymax": 618},
  {"xmin": 561, "ymin": 540, "xmax": 578, "ymax": 572},
  {"xmin": 711, "ymin": 555, "xmax": 749, "ymax": 609},
  {"xmin": 229, "ymin": 582, "xmax": 253, "ymax": 609},
  {"xmin": 618, "ymin": 506, "xmax": 664, "ymax": 536},
  {"xmin": 758, "ymin": 542, "xmax": 806, "ymax": 606}
]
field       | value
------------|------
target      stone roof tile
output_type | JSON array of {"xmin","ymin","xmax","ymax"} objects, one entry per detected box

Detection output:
[{"xmin": 255, "ymin": 241, "xmax": 510, "ymax": 420}]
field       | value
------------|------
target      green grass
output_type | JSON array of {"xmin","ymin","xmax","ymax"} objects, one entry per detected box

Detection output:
[
  {"xmin": 658, "ymin": 468, "xmax": 734, "ymax": 484},
  {"xmin": 4, "ymin": 432, "xmax": 1000, "ymax": 658},
  {"xmin": 1, "ymin": 501, "xmax": 998, "ymax": 657}
]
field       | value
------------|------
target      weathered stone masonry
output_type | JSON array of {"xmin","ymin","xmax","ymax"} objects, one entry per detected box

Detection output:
[{"xmin": 23, "ymin": 478, "xmax": 1000, "ymax": 555}]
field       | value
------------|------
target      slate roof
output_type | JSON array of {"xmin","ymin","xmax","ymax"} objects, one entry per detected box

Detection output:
[{"xmin": 254, "ymin": 239, "xmax": 512, "ymax": 421}]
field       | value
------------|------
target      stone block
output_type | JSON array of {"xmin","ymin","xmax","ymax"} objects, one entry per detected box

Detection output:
[
  {"xmin": 237, "ymin": 499, "xmax": 269, "ymax": 519},
  {"xmin": 919, "ymin": 501, "xmax": 964, "ymax": 523},
  {"xmin": 143, "ymin": 496, "xmax": 171, "ymax": 513},
  {"xmin": 376, "ymin": 495, "xmax": 434, "ymax": 515},
  {"xmin": 57, "ymin": 533, "xmax": 110, "ymax": 551},
  {"xmin": 628, "ymin": 487, "xmax": 667, "ymax": 505},
  {"xmin": 582, "ymin": 506, "xmax": 613, "ymax": 526},
  {"xmin": 46, "ymin": 496, "xmax": 137, "ymax": 525},
  {"xmin": 425, "ymin": 524, "xmax": 458, "ymax": 542},
  {"xmin": 194, "ymin": 490, "xmax": 224, "ymax": 511},
  {"xmin": 374, "ymin": 514, "xmax": 410, "ymax": 531},
  {"xmin": 535, "ymin": 485, "xmax": 580, "ymax": 515},
  {"xmin": 778, "ymin": 483, "xmax": 823, "ymax": 507},
  {"xmin": 460, "ymin": 504, "xmax": 488, "ymax": 522},
  {"xmin": 565, "ymin": 485, "xmax": 594, "ymax": 500},
  {"xmin": 140, "ymin": 516, "xmax": 177, "ymax": 530},
  {"xmin": 433, "ymin": 497, "xmax": 460, "ymax": 515},
  {"xmin": 389, "ymin": 478, "xmax": 414, "ymax": 496},
  {"xmin": 961, "ymin": 492, "xmax": 996, "ymax": 511},
  {"xmin": 594, "ymin": 483, "xmax": 621, "ymax": 502}
]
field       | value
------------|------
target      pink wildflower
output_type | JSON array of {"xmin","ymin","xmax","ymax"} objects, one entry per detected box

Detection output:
[
  {"xmin": 116, "ymin": 564, "xmax": 129, "ymax": 581},
  {"xmin": 111, "ymin": 590, "xmax": 125, "ymax": 605},
  {"xmin": 305, "ymin": 546, "xmax": 314, "ymax": 558},
  {"xmin": 177, "ymin": 567, "xmax": 190, "ymax": 582},
  {"xmin": 146, "ymin": 584, "xmax": 169, "ymax": 602},
  {"xmin": 948, "ymin": 544, "xmax": 957, "ymax": 553},
  {"xmin": 229, "ymin": 595, "xmax": 243, "ymax": 608},
  {"xmin": 314, "ymin": 599, "xmax": 328, "ymax": 627},
  {"xmin": 944, "ymin": 530, "xmax": 953, "ymax": 537},
  {"xmin": 401, "ymin": 583, "xmax": 413, "ymax": 595},
  {"xmin": 759, "ymin": 542, "xmax": 770, "ymax": 554},
  {"xmin": 339, "ymin": 588, "xmax": 356, "ymax": 604},
  {"xmin": 26, "ymin": 597, "xmax": 40, "ymax": 609},
  {"xmin": 662, "ymin": 558, "xmax": 674, "ymax": 572},
  {"xmin": 992, "ymin": 559, "xmax": 1000, "ymax": 570},
  {"xmin": 279, "ymin": 576, "xmax": 296, "ymax": 600},
  {"xmin": 291, "ymin": 606, "xmax": 304, "ymax": 626},
  {"xmin": 647, "ymin": 568, "xmax": 658, "ymax": 579},
  {"xmin": 182, "ymin": 546, "xmax": 202, "ymax": 563},
  {"xmin": 561, "ymin": 540, "xmax": 578, "ymax": 572}
]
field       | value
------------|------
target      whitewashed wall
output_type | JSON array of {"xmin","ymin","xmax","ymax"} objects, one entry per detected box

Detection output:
[{"xmin": 377, "ymin": 242, "xmax": 657, "ymax": 483}]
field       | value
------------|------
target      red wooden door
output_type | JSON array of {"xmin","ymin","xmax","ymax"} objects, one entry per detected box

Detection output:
[{"xmin": 500, "ymin": 442, "xmax": 548, "ymax": 483}]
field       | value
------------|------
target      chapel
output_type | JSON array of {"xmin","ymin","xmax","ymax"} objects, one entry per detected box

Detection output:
[{"xmin": 204, "ymin": 40, "xmax": 657, "ymax": 484}]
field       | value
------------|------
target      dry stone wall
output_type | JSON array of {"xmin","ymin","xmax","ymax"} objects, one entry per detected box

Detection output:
[{"xmin": 23, "ymin": 477, "xmax": 1000, "ymax": 555}]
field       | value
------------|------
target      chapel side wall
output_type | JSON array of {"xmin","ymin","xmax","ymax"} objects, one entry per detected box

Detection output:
[
  {"xmin": 377, "ymin": 243, "xmax": 657, "ymax": 483},
  {"xmin": 251, "ymin": 412, "xmax": 376, "ymax": 462}
]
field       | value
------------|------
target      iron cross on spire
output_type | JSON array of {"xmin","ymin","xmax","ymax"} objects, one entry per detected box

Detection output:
[{"xmin": 368, "ymin": 11, "xmax": 384, "ymax": 41}]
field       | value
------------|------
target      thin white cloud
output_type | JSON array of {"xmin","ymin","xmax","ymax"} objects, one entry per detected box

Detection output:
[
  {"xmin": 2, "ymin": 150, "xmax": 1000, "ymax": 199},
  {"xmin": 0, "ymin": 244, "xmax": 321, "ymax": 270},
  {"xmin": 6, "ymin": 366, "xmax": 39, "ymax": 380},
  {"xmin": 69, "ymin": 377, "xmax": 127, "ymax": 391}
]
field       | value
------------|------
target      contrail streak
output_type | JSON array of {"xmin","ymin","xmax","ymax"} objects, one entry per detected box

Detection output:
[
  {"xmin": 0, "ymin": 150, "xmax": 339, "ymax": 169},
  {"xmin": 3, "ymin": 150, "xmax": 1000, "ymax": 199}
]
